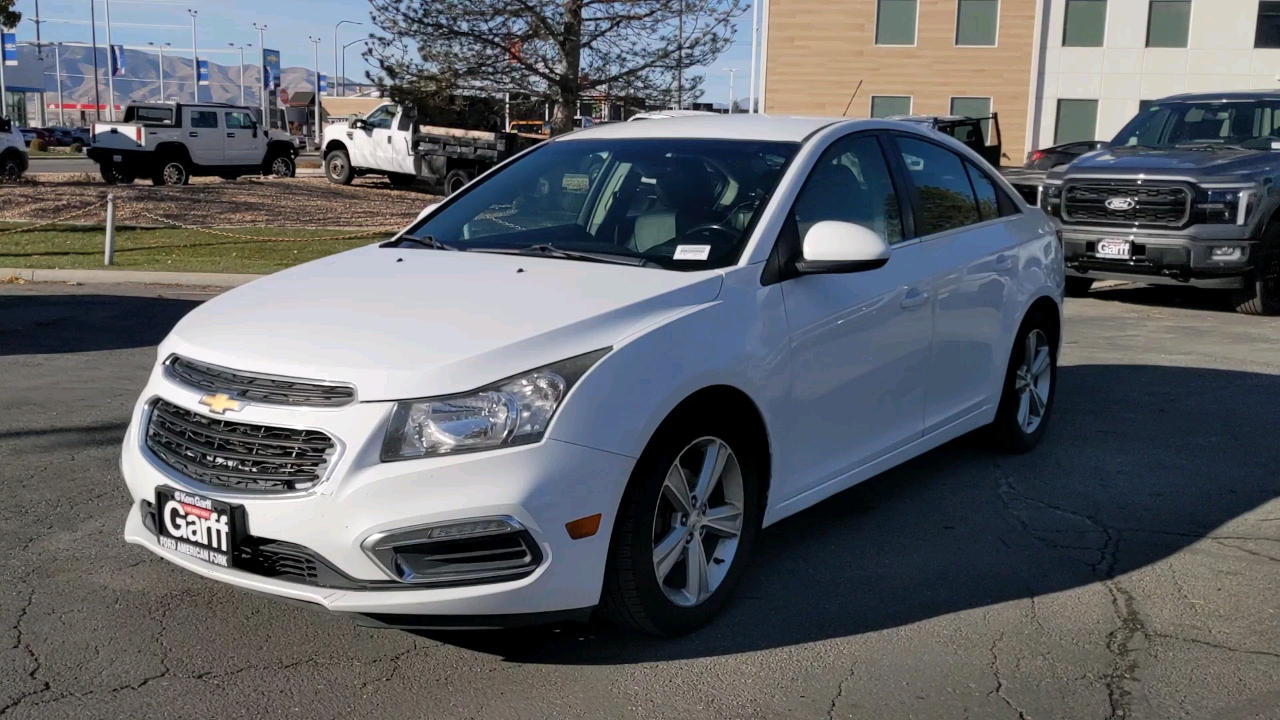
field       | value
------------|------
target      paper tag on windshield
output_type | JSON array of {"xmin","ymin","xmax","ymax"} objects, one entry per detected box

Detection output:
[
  {"xmin": 561, "ymin": 173, "xmax": 590, "ymax": 193},
  {"xmin": 674, "ymin": 245, "xmax": 712, "ymax": 261}
]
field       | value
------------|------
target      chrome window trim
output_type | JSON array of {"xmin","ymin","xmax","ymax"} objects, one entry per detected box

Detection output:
[
  {"xmin": 163, "ymin": 354, "xmax": 358, "ymax": 409},
  {"xmin": 139, "ymin": 396, "xmax": 347, "ymax": 499}
]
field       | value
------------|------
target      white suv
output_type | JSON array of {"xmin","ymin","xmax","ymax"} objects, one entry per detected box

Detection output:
[
  {"xmin": 0, "ymin": 117, "xmax": 28, "ymax": 181},
  {"xmin": 121, "ymin": 115, "xmax": 1064, "ymax": 636}
]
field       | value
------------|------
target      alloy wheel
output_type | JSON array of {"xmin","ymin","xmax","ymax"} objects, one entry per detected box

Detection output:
[
  {"xmin": 1014, "ymin": 329, "xmax": 1052, "ymax": 434},
  {"xmin": 651, "ymin": 437, "xmax": 745, "ymax": 608},
  {"xmin": 163, "ymin": 162, "xmax": 186, "ymax": 186},
  {"xmin": 271, "ymin": 157, "xmax": 293, "ymax": 178},
  {"xmin": 1, "ymin": 159, "xmax": 19, "ymax": 182}
]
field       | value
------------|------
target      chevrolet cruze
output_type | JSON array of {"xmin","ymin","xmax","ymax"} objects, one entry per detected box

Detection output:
[{"xmin": 121, "ymin": 115, "xmax": 1064, "ymax": 636}]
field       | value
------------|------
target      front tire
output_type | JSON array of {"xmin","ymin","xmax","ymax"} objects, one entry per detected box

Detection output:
[
  {"xmin": 325, "ymin": 149, "xmax": 354, "ymax": 185},
  {"xmin": 1232, "ymin": 233, "xmax": 1280, "ymax": 315},
  {"xmin": 987, "ymin": 309, "xmax": 1058, "ymax": 453},
  {"xmin": 269, "ymin": 155, "xmax": 296, "ymax": 179},
  {"xmin": 601, "ymin": 415, "xmax": 761, "ymax": 636},
  {"xmin": 1, "ymin": 154, "xmax": 22, "ymax": 182}
]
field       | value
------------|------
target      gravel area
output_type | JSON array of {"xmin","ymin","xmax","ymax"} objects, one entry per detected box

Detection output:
[{"xmin": 0, "ymin": 176, "xmax": 441, "ymax": 229}]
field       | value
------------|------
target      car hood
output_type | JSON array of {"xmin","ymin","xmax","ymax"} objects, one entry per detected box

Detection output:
[
  {"xmin": 1054, "ymin": 146, "xmax": 1278, "ymax": 183},
  {"xmin": 161, "ymin": 244, "xmax": 724, "ymax": 401}
]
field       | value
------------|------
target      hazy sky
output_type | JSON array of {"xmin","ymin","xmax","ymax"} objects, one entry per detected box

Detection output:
[{"xmin": 13, "ymin": 0, "xmax": 759, "ymax": 107}]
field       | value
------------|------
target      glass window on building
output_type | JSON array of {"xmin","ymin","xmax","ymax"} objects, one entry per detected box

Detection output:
[
  {"xmin": 877, "ymin": 0, "xmax": 919, "ymax": 45},
  {"xmin": 1055, "ymin": 99, "xmax": 1099, "ymax": 144},
  {"xmin": 1063, "ymin": 0, "xmax": 1107, "ymax": 46},
  {"xmin": 1147, "ymin": 0, "xmax": 1190, "ymax": 47},
  {"xmin": 871, "ymin": 95, "xmax": 913, "ymax": 118},
  {"xmin": 951, "ymin": 96, "xmax": 993, "ymax": 141},
  {"xmin": 1256, "ymin": 1, "xmax": 1280, "ymax": 47},
  {"xmin": 3, "ymin": 92, "xmax": 27, "ymax": 125},
  {"xmin": 956, "ymin": 0, "xmax": 999, "ymax": 46}
]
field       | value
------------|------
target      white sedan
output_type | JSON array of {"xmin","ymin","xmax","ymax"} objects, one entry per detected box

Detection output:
[{"xmin": 120, "ymin": 115, "xmax": 1063, "ymax": 636}]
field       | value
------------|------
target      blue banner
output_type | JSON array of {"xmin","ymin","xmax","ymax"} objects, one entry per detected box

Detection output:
[
  {"xmin": 1, "ymin": 33, "xmax": 15, "ymax": 67},
  {"xmin": 318, "ymin": 73, "xmax": 327, "ymax": 94},
  {"xmin": 262, "ymin": 49, "xmax": 280, "ymax": 90},
  {"xmin": 110, "ymin": 45, "xmax": 125, "ymax": 76},
  {"xmin": 197, "ymin": 59, "xmax": 209, "ymax": 86}
]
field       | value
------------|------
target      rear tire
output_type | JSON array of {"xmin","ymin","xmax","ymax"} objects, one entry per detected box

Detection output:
[
  {"xmin": 1231, "ymin": 228, "xmax": 1280, "ymax": 315},
  {"xmin": 600, "ymin": 411, "xmax": 762, "ymax": 637},
  {"xmin": 1, "ymin": 153, "xmax": 22, "ymax": 182},
  {"xmin": 1064, "ymin": 276, "xmax": 1094, "ymax": 298},
  {"xmin": 100, "ymin": 163, "xmax": 134, "ymax": 185},
  {"xmin": 442, "ymin": 169, "xmax": 473, "ymax": 196},
  {"xmin": 987, "ymin": 308, "xmax": 1058, "ymax": 453},
  {"xmin": 325, "ymin": 149, "xmax": 354, "ymax": 185}
]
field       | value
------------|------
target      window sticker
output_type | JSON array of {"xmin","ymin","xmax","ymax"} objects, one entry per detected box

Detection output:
[{"xmin": 673, "ymin": 245, "xmax": 712, "ymax": 261}]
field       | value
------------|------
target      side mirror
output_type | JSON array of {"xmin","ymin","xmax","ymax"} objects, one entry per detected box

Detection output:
[
  {"xmin": 350, "ymin": 118, "xmax": 368, "ymax": 130},
  {"xmin": 796, "ymin": 221, "xmax": 891, "ymax": 274},
  {"xmin": 416, "ymin": 203, "xmax": 441, "ymax": 222}
]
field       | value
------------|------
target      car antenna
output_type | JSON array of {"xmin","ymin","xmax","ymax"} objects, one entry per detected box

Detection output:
[{"xmin": 842, "ymin": 80, "xmax": 864, "ymax": 117}]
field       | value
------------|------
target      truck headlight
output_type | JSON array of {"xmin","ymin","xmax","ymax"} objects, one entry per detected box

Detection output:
[
  {"xmin": 1040, "ymin": 184, "xmax": 1062, "ymax": 215},
  {"xmin": 1196, "ymin": 188, "xmax": 1255, "ymax": 225},
  {"xmin": 380, "ymin": 349, "xmax": 609, "ymax": 460}
]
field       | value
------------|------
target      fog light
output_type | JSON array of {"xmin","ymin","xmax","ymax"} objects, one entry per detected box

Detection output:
[
  {"xmin": 1211, "ymin": 246, "xmax": 1243, "ymax": 261},
  {"xmin": 362, "ymin": 516, "xmax": 543, "ymax": 585}
]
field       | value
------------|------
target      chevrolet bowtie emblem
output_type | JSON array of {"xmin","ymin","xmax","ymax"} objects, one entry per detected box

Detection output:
[{"xmin": 199, "ymin": 393, "xmax": 247, "ymax": 415}]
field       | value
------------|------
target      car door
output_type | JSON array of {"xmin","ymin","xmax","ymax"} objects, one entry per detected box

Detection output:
[
  {"xmin": 891, "ymin": 135, "xmax": 1021, "ymax": 434},
  {"xmin": 775, "ymin": 132, "xmax": 935, "ymax": 499},
  {"xmin": 223, "ymin": 111, "xmax": 263, "ymax": 166},
  {"xmin": 184, "ymin": 109, "xmax": 223, "ymax": 166},
  {"xmin": 355, "ymin": 105, "xmax": 396, "ymax": 170},
  {"xmin": 374, "ymin": 108, "xmax": 417, "ymax": 175}
]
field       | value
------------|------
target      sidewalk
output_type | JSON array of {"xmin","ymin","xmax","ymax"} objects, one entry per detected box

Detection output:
[{"xmin": 1, "ymin": 267, "xmax": 264, "ymax": 287}]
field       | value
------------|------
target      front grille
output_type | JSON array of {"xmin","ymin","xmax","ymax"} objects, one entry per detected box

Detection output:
[
  {"xmin": 1062, "ymin": 184, "xmax": 1190, "ymax": 227},
  {"xmin": 145, "ymin": 399, "xmax": 336, "ymax": 492},
  {"xmin": 166, "ymin": 356, "xmax": 355, "ymax": 408}
]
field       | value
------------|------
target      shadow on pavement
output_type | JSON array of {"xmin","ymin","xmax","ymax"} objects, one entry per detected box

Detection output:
[
  {"xmin": 1087, "ymin": 283, "xmax": 1239, "ymax": 313},
  {"xmin": 0, "ymin": 292, "xmax": 200, "ymax": 355},
  {"xmin": 419, "ymin": 364, "xmax": 1280, "ymax": 664}
]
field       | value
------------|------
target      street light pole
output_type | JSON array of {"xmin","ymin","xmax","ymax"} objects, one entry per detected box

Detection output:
[
  {"xmin": 104, "ymin": 0, "xmax": 116, "ymax": 120},
  {"xmin": 54, "ymin": 44, "xmax": 64, "ymax": 125},
  {"xmin": 89, "ymin": 0, "xmax": 102, "ymax": 122},
  {"xmin": 342, "ymin": 38, "xmax": 366, "ymax": 99},
  {"xmin": 188, "ymin": 9, "xmax": 198, "ymax": 103},
  {"xmin": 748, "ymin": 0, "xmax": 759, "ymax": 114},
  {"xmin": 148, "ymin": 42, "xmax": 170, "ymax": 102},
  {"xmin": 253, "ymin": 23, "xmax": 267, "ymax": 124},
  {"xmin": 308, "ymin": 36, "xmax": 322, "ymax": 147},
  {"xmin": 334, "ymin": 20, "xmax": 361, "ymax": 98},
  {"xmin": 724, "ymin": 68, "xmax": 737, "ymax": 113},
  {"xmin": 229, "ymin": 43, "xmax": 251, "ymax": 106}
]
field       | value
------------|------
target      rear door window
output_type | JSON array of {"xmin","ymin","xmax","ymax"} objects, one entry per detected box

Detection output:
[
  {"xmin": 895, "ymin": 136, "xmax": 981, "ymax": 235},
  {"xmin": 190, "ymin": 111, "xmax": 219, "ymax": 129}
]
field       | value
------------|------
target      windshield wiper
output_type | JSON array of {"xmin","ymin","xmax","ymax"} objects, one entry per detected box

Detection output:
[
  {"xmin": 384, "ymin": 234, "xmax": 458, "ymax": 251},
  {"xmin": 474, "ymin": 244, "xmax": 661, "ymax": 268}
]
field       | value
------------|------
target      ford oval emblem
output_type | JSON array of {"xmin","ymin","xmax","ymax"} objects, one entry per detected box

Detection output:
[{"xmin": 1105, "ymin": 197, "xmax": 1136, "ymax": 211}]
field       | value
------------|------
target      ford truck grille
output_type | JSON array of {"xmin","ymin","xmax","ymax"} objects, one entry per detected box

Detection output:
[{"xmin": 1062, "ymin": 184, "xmax": 1190, "ymax": 227}]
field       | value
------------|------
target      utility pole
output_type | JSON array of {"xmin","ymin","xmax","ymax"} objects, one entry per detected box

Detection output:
[
  {"xmin": 54, "ymin": 44, "xmax": 64, "ymax": 125},
  {"xmin": 104, "ymin": 0, "xmax": 116, "ymax": 120},
  {"xmin": 253, "ymin": 23, "xmax": 267, "ymax": 124},
  {"xmin": 675, "ymin": 2, "xmax": 683, "ymax": 110},
  {"xmin": 308, "ymin": 36, "xmax": 321, "ymax": 147},
  {"xmin": 334, "ymin": 20, "xmax": 361, "ymax": 99},
  {"xmin": 188, "ymin": 9, "xmax": 198, "ymax": 103},
  {"xmin": 90, "ymin": 0, "xmax": 102, "ymax": 122},
  {"xmin": 35, "ymin": 0, "xmax": 47, "ymax": 126},
  {"xmin": 724, "ymin": 68, "xmax": 737, "ymax": 113},
  {"xmin": 748, "ymin": 0, "xmax": 759, "ymax": 114}
]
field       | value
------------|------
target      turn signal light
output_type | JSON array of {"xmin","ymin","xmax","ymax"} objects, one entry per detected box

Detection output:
[{"xmin": 565, "ymin": 514, "xmax": 602, "ymax": 540}]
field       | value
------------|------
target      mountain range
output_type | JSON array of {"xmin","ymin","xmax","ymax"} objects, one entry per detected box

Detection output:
[{"xmin": 10, "ymin": 44, "xmax": 365, "ymax": 107}]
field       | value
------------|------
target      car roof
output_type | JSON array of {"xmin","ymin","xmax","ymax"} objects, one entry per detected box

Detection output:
[
  {"xmin": 1157, "ymin": 90, "xmax": 1280, "ymax": 102},
  {"xmin": 629, "ymin": 110, "xmax": 720, "ymax": 120},
  {"xmin": 558, "ymin": 114, "xmax": 847, "ymax": 142},
  {"xmin": 885, "ymin": 114, "xmax": 975, "ymax": 123}
]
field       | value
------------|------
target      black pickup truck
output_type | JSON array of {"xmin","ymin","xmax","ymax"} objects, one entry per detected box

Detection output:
[{"xmin": 1040, "ymin": 91, "xmax": 1280, "ymax": 315}]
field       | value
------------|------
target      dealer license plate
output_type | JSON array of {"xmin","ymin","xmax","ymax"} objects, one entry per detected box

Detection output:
[
  {"xmin": 1096, "ymin": 239, "xmax": 1132, "ymax": 260},
  {"xmin": 154, "ymin": 488, "xmax": 239, "ymax": 568}
]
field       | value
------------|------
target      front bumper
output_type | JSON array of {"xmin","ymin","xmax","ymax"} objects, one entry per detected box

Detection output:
[
  {"xmin": 1060, "ymin": 226, "xmax": 1256, "ymax": 289},
  {"xmin": 120, "ymin": 368, "xmax": 634, "ymax": 618}
]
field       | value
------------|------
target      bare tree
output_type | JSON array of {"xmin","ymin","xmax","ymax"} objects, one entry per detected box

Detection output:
[
  {"xmin": 365, "ymin": 0, "xmax": 742, "ymax": 135},
  {"xmin": 0, "ymin": 0, "xmax": 20, "ymax": 31}
]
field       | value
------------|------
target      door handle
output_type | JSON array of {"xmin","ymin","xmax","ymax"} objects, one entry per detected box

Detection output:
[
  {"xmin": 386, "ymin": 136, "xmax": 392, "ymax": 144},
  {"xmin": 227, "ymin": 132, "xmax": 235, "ymax": 138},
  {"xmin": 900, "ymin": 289, "xmax": 930, "ymax": 310},
  {"xmin": 993, "ymin": 254, "xmax": 1014, "ymax": 271},
  {"xmin": 188, "ymin": 132, "xmax": 198, "ymax": 138}
]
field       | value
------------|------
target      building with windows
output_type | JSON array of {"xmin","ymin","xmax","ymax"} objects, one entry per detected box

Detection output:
[{"xmin": 760, "ymin": 0, "xmax": 1280, "ymax": 161}]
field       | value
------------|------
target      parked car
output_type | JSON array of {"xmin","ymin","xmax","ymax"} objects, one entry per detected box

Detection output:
[
  {"xmin": 17, "ymin": 128, "xmax": 36, "ymax": 146},
  {"xmin": 0, "ymin": 117, "xmax": 30, "ymax": 180},
  {"xmin": 1024, "ymin": 141, "xmax": 1108, "ymax": 169},
  {"xmin": 120, "ymin": 115, "xmax": 1064, "ymax": 636},
  {"xmin": 69, "ymin": 127, "xmax": 91, "ymax": 145},
  {"xmin": 1042, "ymin": 90, "xmax": 1280, "ymax": 314},
  {"xmin": 88, "ymin": 102, "xmax": 299, "ymax": 184}
]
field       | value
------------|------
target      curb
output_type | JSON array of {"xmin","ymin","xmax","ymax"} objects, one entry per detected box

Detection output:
[{"xmin": 0, "ymin": 267, "xmax": 264, "ymax": 288}]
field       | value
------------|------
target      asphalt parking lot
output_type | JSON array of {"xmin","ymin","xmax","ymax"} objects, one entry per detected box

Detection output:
[{"xmin": 1, "ymin": 282, "xmax": 1277, "ymax": 720}]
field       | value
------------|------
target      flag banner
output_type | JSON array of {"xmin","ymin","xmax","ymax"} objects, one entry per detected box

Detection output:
[
  {"xmin": 262, "ymin": 49, "xmax": 280, "ymax": 90},
  {"xmin": 198, "ymin": 59, "xmax": 210, "ymax": 85},
  {"xmin": 110, "ymin": 45, "xmax": 126, "ymax": 76},
  {"xmin": 2, "ymin": 33, "xmax": 16, "ymax": 67},
  {"xmin": 318, "ymin": 73, "xmax": 327, "ymax": 94}
]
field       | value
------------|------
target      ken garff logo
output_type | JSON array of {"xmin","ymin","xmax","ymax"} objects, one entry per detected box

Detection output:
[{"xmin": 1105, "ymin": 197, "xmax": 1137, "ymax": 211}]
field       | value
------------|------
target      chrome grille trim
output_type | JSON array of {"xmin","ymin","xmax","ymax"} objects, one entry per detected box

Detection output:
[{"xmin": 165, "ymin": 355, "xmax": 356, "ymax": 408}]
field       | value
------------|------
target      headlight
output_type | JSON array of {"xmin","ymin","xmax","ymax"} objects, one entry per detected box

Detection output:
[
  {"xmin": 1040, "ymin": 184, "xmax": 1062, "ymax": 214},
  {"xmin": 1196, "ymin": 188, "xmax": 1255, "ymax": 225},
  {"xmin": 380, "ymin": 349, "xmax": 609, "ymax": 461}
]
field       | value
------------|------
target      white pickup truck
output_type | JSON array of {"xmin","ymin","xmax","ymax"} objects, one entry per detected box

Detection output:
[
  {"xmin": 0, "ymin": 116, "xmax": 28, "ymax": 181},
  {"xmin": 88, "ymin": 102, "xmax": 301, "ymax": 185},
  {"xmin": 321, "ymin": 103, "xmax": 542, "ymax": 194}
]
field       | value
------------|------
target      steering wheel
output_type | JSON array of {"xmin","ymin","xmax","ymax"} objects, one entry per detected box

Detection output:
[{"xmin": 682, "ymin": 223, "xmax": 741, "ymax": 242}]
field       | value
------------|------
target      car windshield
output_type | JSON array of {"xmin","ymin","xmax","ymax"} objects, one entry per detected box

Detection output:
[
  {"xmin": 1112, "ymin": 99, "xmax": 1280, "ymax": 150},
  {"xmin": 401, "ymin": 138, "xmax": 800, "ymax": 270}
]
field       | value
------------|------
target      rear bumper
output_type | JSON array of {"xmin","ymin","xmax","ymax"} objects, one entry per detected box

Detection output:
[{"xmin": 1060, "ymin": 227, "xmax": 1256, "ymax": 288}]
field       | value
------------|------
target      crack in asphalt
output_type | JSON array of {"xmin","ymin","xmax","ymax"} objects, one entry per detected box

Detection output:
[
  {"xmin": 1212, "ymin": 539, "xmax": 1280, "ymax": 563},
  {"xmin": 1101, "ymin": 582, "xmax": 1146, "ymax": 720},
  {"xmin": 825, "ymin": 661, "xmax": 857, "ymax": 720},
  {"xmin": 1148, "ymin": 633, "xmax": 1280, "ymax": 661},
  {"xmin": 0, "ymin": 588, "xmax": 50, "ymax": 718},
  {"xmin": 986, "ymin": 631, "xmax": 1030, "ymax": 720}
]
